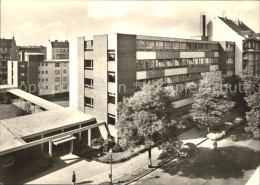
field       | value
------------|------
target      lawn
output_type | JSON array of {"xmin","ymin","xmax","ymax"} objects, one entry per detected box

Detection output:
[{"xmin": 0, "ymin": 103, "xmax": 24, "ymax": 120}]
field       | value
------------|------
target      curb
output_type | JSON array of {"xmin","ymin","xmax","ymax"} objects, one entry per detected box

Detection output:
[{"xmin": 121, "ymin": 138, "xmax": 208, "ymax": 185}]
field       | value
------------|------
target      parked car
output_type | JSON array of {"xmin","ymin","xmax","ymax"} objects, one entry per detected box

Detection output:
[
  {"xmin": 222, "ymin": 122, "xmax": 234, "ymax": 133},
  {"xmin": 207, "ymin": 130, "xmax": 226, "ymax": 140},
  {"xmin": 178, "ymin": 142, "xmax": 197, "ymax": 158},
  {"xmin": 233, "ymin": 117, "xmax": 245, "ymax": 125}
]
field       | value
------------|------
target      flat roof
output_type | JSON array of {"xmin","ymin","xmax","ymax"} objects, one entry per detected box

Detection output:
[
  {"xmin": 0, "ymin": 124, "xmax": 24, "ymax": 152},
  {"xmin": 1, "ymin": 107, "xmax": 95, "ymax": 139},
  {"xmin": 136, "ymin": 35, "xmax": 219, "ymax": 44},
  {"xmin": 0, "ymin": 85, "xmax": 17, "ymax": 91},
  {"xmin": 8, "ymin": 89, "xmax": 63, "ymax": 111},
  {"xmin": 42, "ymin": 59, "xmax": 69, "ymax": 63}
]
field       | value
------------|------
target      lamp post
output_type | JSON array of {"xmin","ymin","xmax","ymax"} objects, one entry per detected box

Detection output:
[{"xmin": 109, "ymin": 149, "xmax": 113, "ymax": 184}]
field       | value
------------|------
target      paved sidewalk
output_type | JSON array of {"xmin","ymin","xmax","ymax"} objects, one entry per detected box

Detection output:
[{"xmin": 79, "ymin": 128, "xmax": 207, "ymax": 184}]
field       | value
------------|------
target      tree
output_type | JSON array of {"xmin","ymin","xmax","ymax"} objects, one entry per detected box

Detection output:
[
  {"xmin": 191, "ymin": 71, "xmax": 235, "ymax": 132},
  {"xmin": 117, "ymin": 80, "xmax": 179, "ymax": 167},
  {"xmin": 242, "ymin": 74, "xmax": 260, "ymax": 139}
]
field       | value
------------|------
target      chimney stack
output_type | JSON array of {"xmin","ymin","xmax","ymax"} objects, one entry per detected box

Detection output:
[{"xmin": 200, "ymin": 14, "xmax": 206, "ymax": 37}]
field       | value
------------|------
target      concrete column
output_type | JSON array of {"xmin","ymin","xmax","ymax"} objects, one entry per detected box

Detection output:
[
  {"xmin": 41, "ymin": 135, "xmax": 44, "ymax": 152},
  {"xmin": 79, "ymin": 125, "xmax": 82, "ymax": 141},
  {"xmin": 70, "ymin": 140, "xmax": 73, "ymax": 153},
  {"xmin": 49, "ymin": 141, "xmax": 52, "ymax": 157},
  {"xmin": 88, "ymin": 129, "xmax": 91, "ymax": 146}
]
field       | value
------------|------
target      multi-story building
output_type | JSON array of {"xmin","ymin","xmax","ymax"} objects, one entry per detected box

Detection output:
[
  {"xmin": 17, "ymin": 45, "xmax": 47, "ymax": 60},
  {"xmin": 38, "ymin": 59, "xmax": 69, "ymax": 95},
  {"xmin": 207, "ymin": 16, "xmax": 260, "ymax": 76},
  {"xmin": 8, "ymin": 52, "xmax": 69, "ymax": 96},
  {"xmin": 70, "ymin": 33, "xmax": 223, "ymax": 138},
  {"xmin": 47, "ymin": 40, "xmax": 69, "ymax": 60},
  {"xmin": 0, "ymin": 37, "xmax": 17, "ymax": 85}
]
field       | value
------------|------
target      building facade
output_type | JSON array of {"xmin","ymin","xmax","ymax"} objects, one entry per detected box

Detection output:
[
  {"xmin": 8, "ymin": 52, "xmax": 69, "ymax": 96},
  {"xmin": 47, "ymin": 40, "xmax": 69, "ymax": 60},
  {"xmin": 38, "ymin": 59, "xmax": 69, "ymax": 96},
  {"xmin": 17, "ymin": 46, "xmax": 47, "ymax": 60},
  {"xmin": 0, "ymin": 37, "xmax": 17, "ymax": 85},
  {"xmin": 207, "ymin": 16, "xmax": 260, "ymax": 76},
  {"xmin": 70, "ymin": 34, "xmax": 224, "ymax": 138}
]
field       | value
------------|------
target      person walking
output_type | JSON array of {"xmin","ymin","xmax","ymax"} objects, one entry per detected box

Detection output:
[
  {"xmin": 72, "ymin": 171, "xmax": 76, "ymax": 185},
  {"xmin": 213, "ymin": 140, "xmax": 218, "ymax": 151}
]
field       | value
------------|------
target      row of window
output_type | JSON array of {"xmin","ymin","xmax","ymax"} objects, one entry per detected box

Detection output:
[
  {"xmin": 243, "ymin": 41, "xmax": 260, "ymax": 50},
  {"xmin": 38, "ymin": 77, "xmax": 67, "ymax": 82},
  {"xmin": 53, "ymin": 48, "xmax": 69, "ymax": 52},
  {"xmin": 39, "ymin": 84, "xmax": 68, "ymax": 90},
  {"xmin": 0, "ymin": 47, "xmax": 11, "ymax": 52},
  {"xmin": 38, "ymin": 63, "xmax": 67, "ymax": 67},
  {"xmin": 136, "ymin": 40, "xmax": 219, "ymax": 51},
  {"xmin": 38, "ymin": 70, "xmax": 67, "ymax": 75},
  {"xmin": 137, "ymin": 58, "xmax": 218, "ymax": 71},
  {"xmin": 138, "ymin": 72, "xmax": 201, "ymax": 85}
]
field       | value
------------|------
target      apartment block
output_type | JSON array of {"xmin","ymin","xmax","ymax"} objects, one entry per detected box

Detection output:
[
  {"xmin": 8, "ymin": 52, "xmax": 69, "ymax": 96},
  {"xmin": 38, "ymin": 59, "xmax": 69, "ymax": 95},
  {"xmin": 47, "ymin": 40, "xmax": 69, "ymax": 60},
  {"xmin": 70, "ymin": 34, "xmax": 224, "ymax": 138},
  {"xmin": 207, "ymin": 16, "xmax": 260, "ymax": 76},
  {"xmin": 0, "ymin": 37, "xmax": 17, "ymax": 85}
]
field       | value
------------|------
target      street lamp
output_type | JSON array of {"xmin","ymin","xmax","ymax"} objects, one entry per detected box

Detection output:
[{"xmin": 109, "ymin": 148, "xmax": 113, "ymax": 184}]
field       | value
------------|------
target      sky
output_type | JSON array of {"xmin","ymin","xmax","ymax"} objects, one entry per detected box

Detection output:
[{"xmin": 1, "ymin": 0, "xmax": 259, "ymax": 46}]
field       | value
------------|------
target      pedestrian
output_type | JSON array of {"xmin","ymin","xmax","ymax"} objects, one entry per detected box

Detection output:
[
  {"xmin": 72, "ymin": 171, "xmax": 76, "ymax": 185},
  {"xmin": 213, "ymin": 140, "xmax": 218, "ymax": 151}
]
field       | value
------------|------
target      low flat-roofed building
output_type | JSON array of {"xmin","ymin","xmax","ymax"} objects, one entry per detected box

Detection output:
[{"xmin": 0, "ymin": 107, "xmax": 106, "ymax": 182}]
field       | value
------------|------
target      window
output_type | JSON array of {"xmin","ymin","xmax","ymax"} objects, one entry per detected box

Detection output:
[
  {"xmin": 38, "ymin": 79, "xmax": 40, "ymax": 82},
  {"xmin": 173, "ymin": 42, "xmax": 180, "ymax": 50},
  {"xmin": 55, "ymin": 70, "xmax": 60, "ymax": 75},
  {"xmin": 63, "ymin": 70, "xmax": 67, "ymax": 74},
  {"xmin": 55, "ymin": 77, "xmax": 60, "ymax": 82},
  {"xmin": 21, "ymin": 73, "xmax": 25, "ymax": 76},
  {"xmin": 2, "ymin": 156, "xmax": 14, "ymax": 168},
  {"xmin": 84, "ymin": 40, "xmax": 93, "ymax": 50},
  {"xmin": 63, "ymin": 85, "xmax": 67, "ymax": 90},
  {"xmin": 137, "ymin": 40, "xmax": 145, "ymax": 50},
  {"xmin": 45, "ymin": 71, "xmax": 48, "ymax": 74},
  {"xmin": 85, "ymin": 97, "xmax": 94, "ymax": 108},
  {"xmin": 108, "ymin": 93, "xmax": 115, "ymax": 104},
  {"xmin": 156, "ymin": 41, "xmax": 164, "ymax": 50},
  {"xmin": 42, "ymin": 79, "xmax": 44, "ymax": 82},
  {"xmin": 63, "ymin": 63, "xmax": 67, "ymax": 67},
  {"xmin": 46, "ymin": 78, "xmax": 48, "ymax": 82},
  {"xmin": 145, "ymin": 41, "xmax": 155, "ymax": 50},
  {"xmin": 54, "ymin": 85, "xmax": 60, "ymax": 91},
  {"xmin": 55, "ymin": 63, "xmax": 60, "ymax": 67},
  {"xmin": 45, "ymin": 63, "xmax": 48, "ymax": 66},
  {"xmin": 108, "ymin": 72, "xmax": 115, "ymax": 83},
  {"xmin": 85, "ymin": 78, "xmax": 93, "ymax": 89},
  {"xmin": 21, "ymin": 65, "xmax": 25, "ymax": 68},
  {"xmin": 41, "ymin": 71, "xmax": 44, "ymax": 74},
  {"xmin": 63, "ymin": 77, "xmax": 67, "ymax": 81},
  {"xmin": 108, "ymin": 114, "xmax": 116, "ymax": 125},
  {"xmin": 85, "ymin": 60, "xmax": 93, "ymax": 70},
  {"xmin": 227, "ymin": 58, "xmax": 234, "ymax": 64},
  {"xmin": 180, "ymin": 43, "xmax": 187, "ymax": 50},
  {"xmin": 108, "ymin": 51, "xmax": 115, "ymax": 61},
  {"xmin": 41, "ymin": 63, "xmax": 44, "ymax": 67},
  {"xmin": 164, "ymin": 42, "xmax": 172, "ymax": 50},
  {"xmin": 45, "ymin": 85, "xmax": 48, "ymax": 89}
]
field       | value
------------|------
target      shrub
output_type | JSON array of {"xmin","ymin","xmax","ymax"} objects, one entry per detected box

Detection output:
[
  {"xmin": 91, "ymin": 137, "xmax": 104, "ymax": 146},
  {"xmin": 111, "ymin": 143, "xmax": 123, "ymax": 153},
  {"xmin": 102, "ymin": 138, "xmax": 115, "ymax": 152}
]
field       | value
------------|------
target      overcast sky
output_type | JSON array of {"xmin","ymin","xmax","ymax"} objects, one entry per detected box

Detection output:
[{"xmin": 1, "ymin": 0, "xmax": 259, "ymax": 46}]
